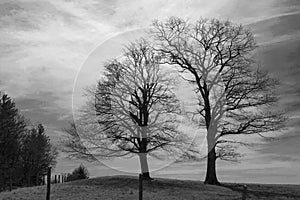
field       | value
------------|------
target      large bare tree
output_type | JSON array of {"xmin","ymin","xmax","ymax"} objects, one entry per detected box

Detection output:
[
  {"xmin": 65, "ymin": 40, "xmax": 187, "ymax": 180},
  {"xmin": 151, "ymin": 17, "xmax": 286, "ymax": 185}
]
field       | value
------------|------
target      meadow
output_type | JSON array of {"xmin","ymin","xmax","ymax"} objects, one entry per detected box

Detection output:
[{"xmin": 0, "ymin": 176, "xmax": 299, "ymax": 200}]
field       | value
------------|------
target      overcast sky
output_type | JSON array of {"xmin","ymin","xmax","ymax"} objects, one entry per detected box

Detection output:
[{"xmin": 0, "ymin": 0, "xmax": 300, "ymax": 184}]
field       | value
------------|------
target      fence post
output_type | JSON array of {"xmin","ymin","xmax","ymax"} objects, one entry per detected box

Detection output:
[
  {"xmin": 54, "ymin": 175, "xmax": 57, "ymax": 184},
  {"xmin": 242, "ymin": 185, "xmax": 247, "ymax": 200},
  {"xmin": 46, "ymin": 167, "xmax": 51, "ymax": 200},
  {"xmin": 139, "ymin": 174, "xmax": 143, "ymax": 200}
]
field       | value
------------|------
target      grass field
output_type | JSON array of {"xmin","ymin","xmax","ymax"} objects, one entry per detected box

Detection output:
[{"xmin": 0, "ymin": 176, "xmax": 299, "ymax": 200}]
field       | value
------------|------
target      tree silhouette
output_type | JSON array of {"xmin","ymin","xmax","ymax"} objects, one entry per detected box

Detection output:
[
  {"xmin": 65, "ymin": 40, "xmax": 188, "ymax": 179},
  {"xmin": 0, "ymin": 92, "xmax": 57, "ymax": 190},
  {"xmin": 66, "ymin": 164, "xmax": 89, "ymax": 182},
  {"xmin": 151, "ymin": 17, "xmax": 286, "ymax": 185},
  {"xmin": 21, "ymin": 124, "xmax": 57, "ymax": 186},
  {"xmin": 0, "ymin": 92, "xmax": 26, "ymax": 191}
]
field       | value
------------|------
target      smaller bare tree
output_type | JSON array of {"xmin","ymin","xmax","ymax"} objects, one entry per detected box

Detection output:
[{"xmin": 65, "ymin": 39, "xmax": 189, "ymax": 179}]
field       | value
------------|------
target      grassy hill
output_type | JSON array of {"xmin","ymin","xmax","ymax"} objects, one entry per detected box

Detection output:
[{"xmin": 0, "ymin": 176, "xmax": 299, "ymax": 200}]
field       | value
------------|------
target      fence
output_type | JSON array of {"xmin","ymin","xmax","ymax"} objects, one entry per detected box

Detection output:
[{"xmin": 41, "ymin": 173, "xmax": 68, "ymax": 185}]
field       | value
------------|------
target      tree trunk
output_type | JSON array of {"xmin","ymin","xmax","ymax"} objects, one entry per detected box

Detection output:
[
  {"xmin": 138, "ymin": 125, "xmax": 152, "ymax": 180},
  {"xmin": 138, "ymin": 153, "xmax": 152, "ymax": 180},
  {"xmin": 9, "ymin": 173, "xmax": 12, "ymax": 191},
  {"xmin": 36, "ymin": 172, "xmax": 39, "ymax": 186},
  {"xmin": 204, "ymin": 145, "xmax": 220, "ymax": 185},
  {"xmin": 27, "ymin": 173, "xmax": 31, "ymax": 187}
]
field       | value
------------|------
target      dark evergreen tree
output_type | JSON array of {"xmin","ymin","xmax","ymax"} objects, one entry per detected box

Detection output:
[
  {"xmin": 21, "ymin": 124, "xmax": 57, "ymax": 186},
  {"xmin": 0, "ymin": 92, "xmax": 26, "ymax": 191}
]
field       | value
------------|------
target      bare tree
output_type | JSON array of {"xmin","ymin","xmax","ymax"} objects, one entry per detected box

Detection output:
[
  {"xmin": 65, "ymin": 39, "xmax": 188, "ymax": 180},
  {"xmin": 151, "ymin": 17, "xmax": 286, "ymax": 185}
]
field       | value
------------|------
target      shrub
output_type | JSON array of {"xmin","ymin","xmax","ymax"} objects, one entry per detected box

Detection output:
[{"xmin": 66, "ymin": 164, "xmax": 89, "ymax": 182}]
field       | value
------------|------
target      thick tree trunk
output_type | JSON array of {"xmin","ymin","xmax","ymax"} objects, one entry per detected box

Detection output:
[
  {"xmin": 204, "ymin": 145, "xmax": 220, "ymax": 185},
  {"xmin": 138, "ymin": 153, "xmax": 152, "ymax": 180},
  {"xmin": 204, "ymin": 123, "xmax": 220, "ymax": 185},
  {"xmin": 138, "ymin": 125, "xmax": 152, "ymax": 180}
]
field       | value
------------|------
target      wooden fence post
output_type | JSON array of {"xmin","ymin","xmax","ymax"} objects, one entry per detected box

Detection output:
[
  {"xmin": 242, "ymin": 185, "xmax": 247, "ymax": 200},
  {"xmin": 139, "ymin": 174, "xmax": 143, "ymax": 200},
  {"xmin": 46, "ymin": 167, "xmax": 51, "ymax": 200}
]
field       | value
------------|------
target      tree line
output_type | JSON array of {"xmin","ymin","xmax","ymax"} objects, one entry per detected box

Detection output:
[
  {"xmin": 64, "ymin": 164, "xmax": 89, "ymax": 182},
  {"xmin": 0, "ymin": 92, "xmax": 57, "ymax": 191},
  {"xmin": 65, "ymin": 17, "xmax": 286, "ymax": 185}
]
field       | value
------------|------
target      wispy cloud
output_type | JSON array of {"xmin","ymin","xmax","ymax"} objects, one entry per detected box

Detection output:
[{"xmin": 1, "ymin": 0, "xmax": 300, "ymax": 183}]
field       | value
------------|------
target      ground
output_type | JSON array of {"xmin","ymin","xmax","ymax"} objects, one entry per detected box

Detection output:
[{"xmin": 0, "ymin": 176, "xmax": 299, "ymax": 200}]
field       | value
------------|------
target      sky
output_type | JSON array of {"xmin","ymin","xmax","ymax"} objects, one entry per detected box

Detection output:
[{"xmin": 0, "ymin": 0, "xmax": 300, "ymax": 184}]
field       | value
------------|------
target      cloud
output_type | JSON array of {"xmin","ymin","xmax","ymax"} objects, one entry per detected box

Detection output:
[
  {"xmin": 0, "ymin": 0, "xmax": 115, "ymax": 116},
  {"xmin": 15, "ymin": 91, "xmax": 72, "ymax": 127}
]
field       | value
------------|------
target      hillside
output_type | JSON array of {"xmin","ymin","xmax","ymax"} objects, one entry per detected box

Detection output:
[{"xmin": 0, "ymin": 176, "xmax": 299, "ymax": 200}]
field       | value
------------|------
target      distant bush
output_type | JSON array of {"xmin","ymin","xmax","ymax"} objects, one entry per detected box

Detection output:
[{"xmin": 66, "ymin": 164, "xmax": 89, "ymax": 182}]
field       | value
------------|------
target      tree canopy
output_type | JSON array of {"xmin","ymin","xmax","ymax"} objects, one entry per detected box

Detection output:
[
  {"xmin": 65, "ymin": 40, "xmax": 190, "ymax": 179},
  {"xmin": 151, "ymin": 17, "xmax": 286, "ymax": 184}
]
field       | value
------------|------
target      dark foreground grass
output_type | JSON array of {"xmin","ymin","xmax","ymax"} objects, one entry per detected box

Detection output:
[{"xmin": 0, "ymin": 176, "xmax": 299, "ymax": 200}]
